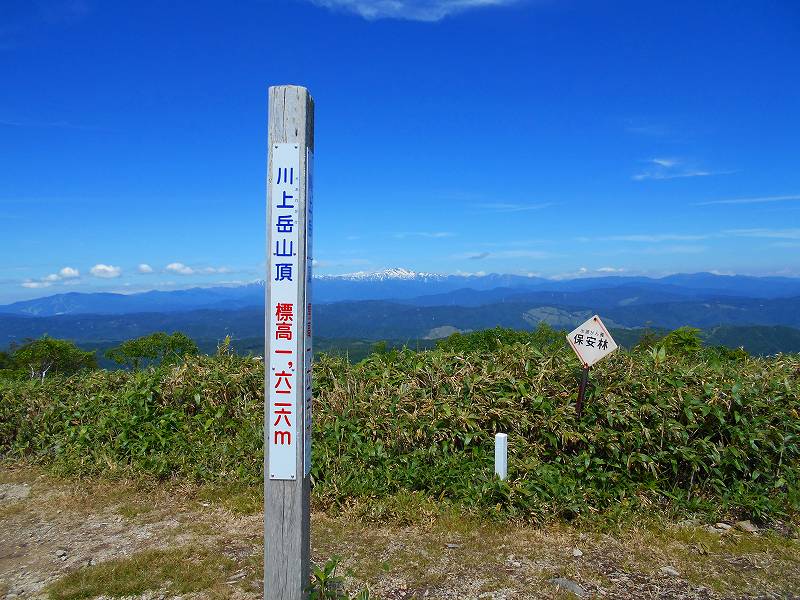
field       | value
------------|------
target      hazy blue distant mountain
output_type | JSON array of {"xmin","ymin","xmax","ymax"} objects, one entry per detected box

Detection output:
[
  {"xmin": 0, "ymin": 309, "xmax": 264, "ymax": 345},
  {"xmin": 3, "ymin": 295, "xmax": 800, "ymax": 352},
  {"xmin": 400, "ymin": 284, "xmax": 719, "ymax": 308},
  {"xmin": 315, "ymin": 296, "xmax": 800, "ymax": 338},
  {"xmin": 314, "ymin": 269, "xmax": 800, "ymax": 301},
  {"xmin": 603, "ymin": 296, "xmax": 800, "ymax": 329},
  {"xmin": 658, "ymin": 273, "xmax": 800, "ymax": 297},
  {"xmin": 0, "ymin": 284, "xmax": 264, "ymax": 317},
  {"xmin": 2, "ymin": 270, "xmax": 800, "ymax": 317}
]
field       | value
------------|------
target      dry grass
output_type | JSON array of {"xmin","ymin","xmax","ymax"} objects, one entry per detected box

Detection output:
[
  {"xmin": 45, "ymin": 546, "xmax": 237, "ymax": 600},
  {"xmin": 3, "ymin": 463, "xmax": 800, "ymax": 599}
]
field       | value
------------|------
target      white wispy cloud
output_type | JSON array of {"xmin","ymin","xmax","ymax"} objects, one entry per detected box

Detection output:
[
  {"xmin": 478, "ymin": 238, "xmax": 551, "ymax": 248},
  {"xmin": 580, "ymin": 233, "xmax": 711, "ymax": 243},
  {"xmin": 548, "ymin": 266, "xmax": 631, "ymax": 280},
  {"xmin": 21, "ymin": 280, "xmax": 51, "ymax": 289},
  {"xmin": 548, "ymin": 267, "xmax": 593, "ymax": 280},
  {"xmin": 20, "ymin": 266, "xmax": 80, "ymax": 288},
  {"xmin": 472, "ymin": 202, "xmax": 555, "ymax": 213},
  {"xmin": 650, "ymin": 157, "xmax": 679, "ymax": 168},
  {"xmin": 632, "ymin": 157, "xmax": 731, "ymax": 181},
  {"xmin": 165, "ymin": 262, "xmax": 232, "ymax": 275},
  {"xmin": 166, "ymin": 262, "xmax": 195, "ymax": 275},
  {"xmin": 725, "ymin": 228, "xmax": 800, "ymax": 240},
  {"xmin": 453, "ymin": 249, "xmax": 553, "ymax": 260},
  {"xmin": 632, "ymin": 169, "xmax": 717, "ymax": 181},
  {"xmin": 90, "ymin": 264, "xmax": 122, "ymax": 278},
  {"xmin": 449, "ymin": 251, "xmax": 490, "ymax": 260},
  {"xmin": 309, "ymin": 0, "xmax": 521, "ymax": 21},
  {"xmin": 694, "ymin": 194, "xmax": 800, "ymax": 206},
  {"xmin": 641, "ymin": 245, "xmax": 708, "ymax": 255},
  {"xmin": 578, "ymin": 227, "xmax": 800, "ymax": 246},
  {"xmin": 137, "ymin": 263, "xmax": 154, "ymax": 274},
  {"xmin": 493, "ymin": 250, "xmax": 553, "ymax": 259},
  {"xmin": 392, "ymin": 231, "xmax": 455, "ymax": 239},
  {"xmin": 313, "ymin": 258, "xmax": 371, "ymax": 269}
]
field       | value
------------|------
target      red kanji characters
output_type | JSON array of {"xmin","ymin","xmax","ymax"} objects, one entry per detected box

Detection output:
[
  {"xmin": 275, "ymin": 302, "xmax": 294, "ymax": 340},
  {"xmin": 274, "ymin": 366, "xmax": 293, "ymax": 394},
  {"xmin": 273, "ymin": 402, "xmax": 292, "ymax": 427}
]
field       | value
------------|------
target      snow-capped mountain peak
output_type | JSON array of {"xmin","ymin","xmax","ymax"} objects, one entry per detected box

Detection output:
[{"xmin": 321, "ymin": 268, "xmax": 442, "ymax": 281}]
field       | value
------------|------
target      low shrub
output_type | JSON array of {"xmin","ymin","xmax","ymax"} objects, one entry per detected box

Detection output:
[{"xmin": 1, "ymin": 340, "xmax": 798, "ymax": 524}]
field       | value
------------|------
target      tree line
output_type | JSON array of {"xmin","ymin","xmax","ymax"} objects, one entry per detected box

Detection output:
[
  {"xmin": 0, "ymin": 325, "xmax": 749, "ymax": 383},
  {"xmin": 0, "ymin": 332, "xmax": 198, "ymax": 381}
]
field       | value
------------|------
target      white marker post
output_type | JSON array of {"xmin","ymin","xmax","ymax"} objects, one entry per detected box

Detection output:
[
  {"xmin": 566, "ymin": 315, "xmax": 617, "ymax": 417},
  {"xmin": 265, "ymin": 85, "xmax": 314, "ymax": 600},
  {"xmin": 495, "ymin": 433, "xmax": 508, "ymax": 480}
]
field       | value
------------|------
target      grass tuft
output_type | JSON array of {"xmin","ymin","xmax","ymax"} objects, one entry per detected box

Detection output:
[{"xmin": 46, "ymin": 546, "xmax": 236, "ymax": 600}]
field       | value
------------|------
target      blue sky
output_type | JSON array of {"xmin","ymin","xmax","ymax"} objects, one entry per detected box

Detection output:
[{"xmin": 1, "ymin": 0, "xmax": 799, "ymax": 303}]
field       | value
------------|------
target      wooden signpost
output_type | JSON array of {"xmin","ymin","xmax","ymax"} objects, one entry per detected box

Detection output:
[
  {"xmin": 265, "ymin": 85, "xmax": 314, "ymax": 600},
  {"xmin": 566, "ymin": 315, "xmax": 617, "ymax": 417}
]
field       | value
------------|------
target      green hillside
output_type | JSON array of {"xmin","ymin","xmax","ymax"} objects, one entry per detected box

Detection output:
[
  {"xmin": 704, "ymin": 325, "xmax": 800, "ymax": 355},
  {"xmin": 4, "ymin": 298, "xmax": 800, "ymax": 355}
]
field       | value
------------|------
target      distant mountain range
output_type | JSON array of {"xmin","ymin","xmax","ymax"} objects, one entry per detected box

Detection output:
[
  {"xmin": 3, "ymin": 270, "xmax": 800, "ymax": 317},
  {"xmin": 2, "ymin": 270, "xmax": 800, "ymax": 356},
  {"xmin": 2, "ymin": 304, "xmax": 800, "ymax": 356}
]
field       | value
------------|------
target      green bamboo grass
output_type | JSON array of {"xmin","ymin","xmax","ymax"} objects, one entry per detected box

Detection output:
[{"xmin": 2, "ymin": 337, "xmax": 798, "ymax": 523}]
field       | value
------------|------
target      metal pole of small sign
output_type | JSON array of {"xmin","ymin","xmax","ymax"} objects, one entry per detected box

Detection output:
[
  {"xmin": 576, "ymin": 365, "xmax": 589, "ymax": 418},
  {"xmin": 265, "ymin": 85, "xmax": 314, "ymax": 600}
]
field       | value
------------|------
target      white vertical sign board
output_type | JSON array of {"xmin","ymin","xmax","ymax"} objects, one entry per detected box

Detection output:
[
  {"xmin": 566, "ymin": 315, "xmax": 618, "ymax": 367},
  {"xmin": 303, "ymin": 149, "xmax": 313, "ymax": 476},
  {"xmin": 268, "ymin": 143, "xmax": 302, "ymax": 480}
]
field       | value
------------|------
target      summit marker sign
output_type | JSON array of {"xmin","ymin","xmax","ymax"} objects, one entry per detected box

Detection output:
[{"xmin": 265, "ymin": 85, "xmax": 313, "ymax": 600}]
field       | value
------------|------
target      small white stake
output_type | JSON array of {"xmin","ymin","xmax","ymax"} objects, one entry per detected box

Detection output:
[{"xmin": 495, "ymin": 433, "xmax": 508, "ymax": 480}]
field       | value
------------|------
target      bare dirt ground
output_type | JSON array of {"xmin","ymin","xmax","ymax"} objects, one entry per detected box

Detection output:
[{"xmin": 1, "ymin": 465, "xmax": 799, "ymax": 600}]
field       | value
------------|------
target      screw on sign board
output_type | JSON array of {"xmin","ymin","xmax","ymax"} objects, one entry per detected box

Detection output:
[
  {"xmin": 268, "ymin": 142, "xmax": 302, "ymax": 480},
  {"xmin": 266, "ymin": 144, "xmax": 314, "ymax": 481},
  {"xmin": 566, "ymin": 315, "xmax": 617, "ymax": 416}
]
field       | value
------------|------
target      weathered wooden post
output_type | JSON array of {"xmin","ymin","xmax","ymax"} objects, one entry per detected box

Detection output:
[{"xmin": 265, "ymin": 85, "xmax": 314, "ymax": 600}]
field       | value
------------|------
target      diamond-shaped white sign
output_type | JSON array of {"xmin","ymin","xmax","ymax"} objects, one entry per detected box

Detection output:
[{"xmin": 567, "ymin": 315, "xmax": 618, "ymax": 367}]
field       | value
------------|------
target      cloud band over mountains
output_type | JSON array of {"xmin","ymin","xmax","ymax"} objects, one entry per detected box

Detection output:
[{"xmin": 309, "ymin": 0, "xmax": 522, "ymax": 21}]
